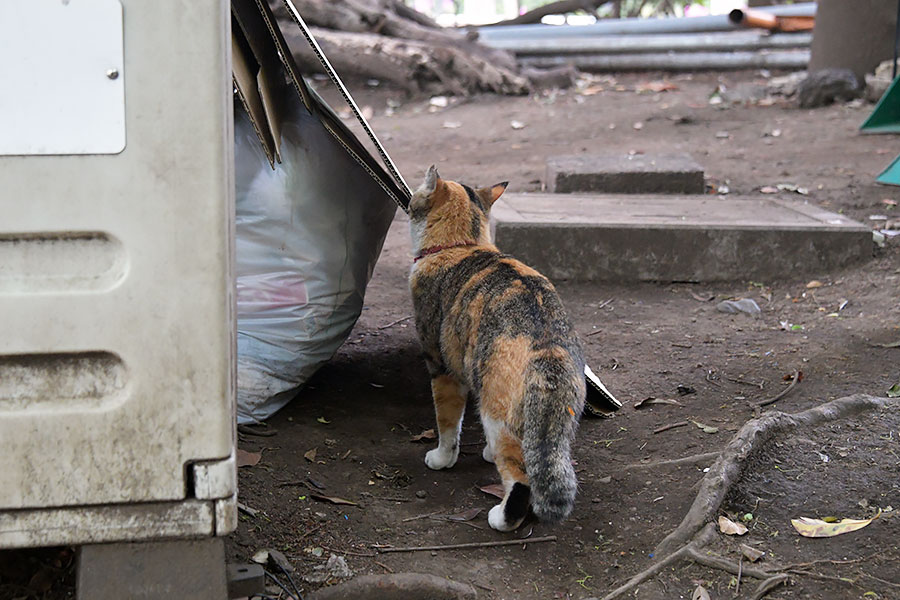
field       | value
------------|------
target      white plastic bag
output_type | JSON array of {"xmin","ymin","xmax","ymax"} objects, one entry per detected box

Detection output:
[{"xmin": 234, "ymin": 93, "xmax": 396, "ymax": 423}]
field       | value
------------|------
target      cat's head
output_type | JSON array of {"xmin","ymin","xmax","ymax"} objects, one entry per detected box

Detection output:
[{"xmin": 409, "ymin": 165, "xmax": 508, "ymax": 251}]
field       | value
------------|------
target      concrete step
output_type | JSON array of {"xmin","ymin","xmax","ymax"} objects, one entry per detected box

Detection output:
[
  {"xmin": 491, "ymin": 193, "xmax": 871, "ymax": 282},
  {"xmin": 546, "ymin": 153, "xmax": 705, "ymax": 194}
]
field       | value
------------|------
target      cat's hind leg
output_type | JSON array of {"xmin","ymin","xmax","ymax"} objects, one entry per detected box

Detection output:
[
  {"xmin": 425, "ymin": 374, "xmax": 467, "ymax": 470},
  {"xmin": 487, "ymin": 429, "xmax": 531, "ymax": 532},
  {"xmin": 481, "ymin": 415, "xmax": 500, "ymax": 464}
]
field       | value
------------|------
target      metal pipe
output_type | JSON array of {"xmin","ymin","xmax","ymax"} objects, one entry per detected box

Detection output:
[
  {"xmin": 487, "ymin": 31, "xmax": 811, "ymax": 55},
  {"xmin": 477, "ymin": 2, "xmax": 816, "ymax": 40},
  {"xmin": 518, "ymin": 49, "xmax": 810, "ymax": 71}
]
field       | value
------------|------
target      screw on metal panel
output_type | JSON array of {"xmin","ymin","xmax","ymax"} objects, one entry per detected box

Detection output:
[{"xmin": 106, "ymin": 69, "xmax": 119, "ymax": 80}]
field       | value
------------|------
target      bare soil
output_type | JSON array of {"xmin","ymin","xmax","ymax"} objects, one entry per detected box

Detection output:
[
  {"xmin": 3, "ymin": 70, "xmax": 899, "ymax": 600},
  {"xmin": 229, "ymin": 71, "xmax": 900, "ymax": 600}
]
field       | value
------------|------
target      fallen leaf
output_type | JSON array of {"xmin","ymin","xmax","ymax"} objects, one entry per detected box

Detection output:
[
  {"xmin": 304, "ymin": 448, "xmax": 317, "ymax": 462},
  {"xmin": 791, "ymin": 512, "xmax": 880, "ymax": 537},
  {"xmin": 237, "ymin": 449, "xmax": 261, "ymax": 467},
  {"xmin": 740, "ymin": 543, "xmax": 765, "ymax": 562},
  {"xmin": 478, "ymin": 483, "xmax": 505, "ymax": 499},
  {"xmin": 719, "ymin": 515, "xmax": 749, "ymax": 535},
  {"xmin": 267, "ymin": 548, "xmax": 294, "ymax": 574},
  {"xmin": 692, "ymin": 584, "xmax": 710, "ymax": 600},
  {"xmin": 692, "ymin": 420, "xmax": 719, "ymax": 434},
  {"xmin": 777, "ymin": 183, "xmax": 809, "ymax": 195},
  {"xmin": 806, "ymin": 280, "xmax": 824, "ymax": 289},
  {"xmin": 237, "ymin": 502, "xmax": 259, "ymax": 517},
  {"xmin": 446, "ymin": 507, "xmax": 483, "ymax": 522},
  {"xmin": 887, "ymin": 383, "xmax": 900, "ymax": 398},
  {"xmin": 579, "ymin": 84, "xmax": 604, "ymax": 96},
  {"xmin": 690, "ymin": 292, "xmax": 715, "ymax": 302},
  {"xmin": 309, "ymin": 493, "xmax": 358, "ymax": 506},
  {"xmin": 634, "ymin": 397, "xmax": 683, "ymax": 409},
  {"xmin": 410, "ymin": 428, "xmax": 437, "ymax": 442},
  {"xmin": 251, "ymin": 549, "xmax": 269, "ymax": 564},
  {"xmin": 636, "ymin": 81, "xmax": 678, "ymax": 93},
  {"xmin": 317, "ymin": 417, "xmax": 331, "ymax": 424}
]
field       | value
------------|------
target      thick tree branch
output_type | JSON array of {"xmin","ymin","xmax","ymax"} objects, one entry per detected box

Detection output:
[{"xmin": 482, "ymin": 0, "xmax": 610, "ymax": 27}]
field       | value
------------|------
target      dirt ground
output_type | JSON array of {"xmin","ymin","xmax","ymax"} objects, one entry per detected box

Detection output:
[
  {"xmin": 3, "ymin": 70, "xmax": 899, "ymax": 600},
  {"xmin": 228, "ymin": 71, "xmax": 900, "ymax": 600}
]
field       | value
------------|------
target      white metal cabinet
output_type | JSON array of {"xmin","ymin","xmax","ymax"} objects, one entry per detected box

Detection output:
[{"xmin": 0, "ymin": 0, "xmax": 236, "ymax": 548}]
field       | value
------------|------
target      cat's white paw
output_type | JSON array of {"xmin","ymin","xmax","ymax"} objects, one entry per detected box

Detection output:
[
  {"xmin": 488, "ymin": 504, "xmax": 517, "ymax": 532},
  {"xmin": 482, "ymin": 445, "xmax": 495, "ymax": 464},
  {"xmin": 425, "ymin": 447, "xmax": 458, "ymax": 470}
]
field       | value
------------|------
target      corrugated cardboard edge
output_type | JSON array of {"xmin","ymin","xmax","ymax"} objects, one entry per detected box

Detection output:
[
  {"xmin": 584, "ymin": 365, "xmax": 622, "ymax": 418},
  {"xmin": 232, "ymin": 26, "xmax": 276, "ymax": 167}
]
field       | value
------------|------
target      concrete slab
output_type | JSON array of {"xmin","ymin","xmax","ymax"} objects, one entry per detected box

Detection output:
[
  {"xmin": 491, "ymin": 193, "xmax": 871, "ymax": 282},
  {"xmin": 546, "ymin": 153, "xmax": 705, "ymax": 194},
  {"xmin": 77, "ymin": 539, "xmax": 227, "ymax": 600}
]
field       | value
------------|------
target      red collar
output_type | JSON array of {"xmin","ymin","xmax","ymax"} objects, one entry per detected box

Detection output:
[{"xmin": 414, "ymin": 241, "xmax": 477, "ymax": 263}]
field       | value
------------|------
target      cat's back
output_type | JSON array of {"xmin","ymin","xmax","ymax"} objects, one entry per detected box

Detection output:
[{"xmin": 414, "ymin": 247, "xmax": 580, "ymax": 354}]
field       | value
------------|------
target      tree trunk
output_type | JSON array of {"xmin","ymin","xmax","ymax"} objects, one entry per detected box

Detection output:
[
  {"xmin": 272, "ymin": 0, "xmax": 530, "ymax": 96},
  {"xmin": 282, "ymin": 26, "xmax": 531, "ymax": 96}
]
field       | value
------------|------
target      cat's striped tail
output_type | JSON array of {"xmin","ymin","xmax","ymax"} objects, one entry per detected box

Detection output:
[{"xmin": 521, "ymin": 354, "xmax": 586, "ymax": 523}]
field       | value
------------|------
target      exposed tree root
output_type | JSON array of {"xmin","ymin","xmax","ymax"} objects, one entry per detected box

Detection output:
[
  {"xmin": 590, "ymin": 394, "xmax": 895, "ymax": 600},
  {"xmin": 594, "ymin": 523, "xmax": 717, "ymax": 600},
  {"xmin": 654, "ymin": 394, "xmax": 891, "ymax": 558},
  {"xmin": 307, "ymin": 573, "xmax": 476, "ymax": 600},
  {"xmin": 685, "ymin": 547, "xmax": 774, "ymax": 580},
  {"xmin": 750, "ymin": 574, "xmax": 790, "ymax": 600}
]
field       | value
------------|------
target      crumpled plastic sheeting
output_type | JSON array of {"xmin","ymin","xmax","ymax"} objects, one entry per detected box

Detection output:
[{"xmin": 234, "ymin": 94, "xmax": 396, "ymax": 424}]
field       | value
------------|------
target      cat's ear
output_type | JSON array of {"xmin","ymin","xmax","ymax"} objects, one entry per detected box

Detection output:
[
  {"xmin": 478, "ymin": 181, "xmax": 508, "ymax": 208},
  {"xmin": 423, "ymin": 165, "xmax": 442, "ymax": 195}
]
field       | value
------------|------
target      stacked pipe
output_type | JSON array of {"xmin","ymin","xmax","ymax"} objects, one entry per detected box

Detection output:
[{"xmin": 476, "ymin": 3, "xmax": 816, "ymax": 72}]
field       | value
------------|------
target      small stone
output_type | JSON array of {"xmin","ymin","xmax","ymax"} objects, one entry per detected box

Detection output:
[
  {"xmin": 415, "ymin": 490, "xmax": 427, "ymax": 499},
  {"xmin": 798, "ymin": 69, "xmax": 862, "ymax": 109}
]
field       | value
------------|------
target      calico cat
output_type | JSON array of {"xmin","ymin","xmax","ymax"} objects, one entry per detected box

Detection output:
[{"xmin": 408, "ymin": 165, "xmax": 586, "ymax": 532}]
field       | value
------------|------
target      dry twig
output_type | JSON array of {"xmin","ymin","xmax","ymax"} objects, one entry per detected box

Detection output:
[
  {"xmin": 653, "ymin": 420, "xmax": 689, "ymax": 434},
  {"xmin": 377, "ymin": 535, "xmax": 556, "ymax": 554},
  {"xmin": 626, "ymin": 451, "xmax": 720, "ymax": 470},
  {"xmin": 757, "ymin": 370, "xmax": 801, "ymax": 407},
  {"xmin": 378, "ymin": 315, "xmax": 412, "ymax": 329}
]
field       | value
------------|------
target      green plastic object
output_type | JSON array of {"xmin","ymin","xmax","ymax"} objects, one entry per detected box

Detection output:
[
  {"xmin": 861, "ymin": 75, "xmax": 900, "ymax": 134},
  {"xmin": 876, "ymin": 153, "xmax": 900, "ymax": 186}
]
